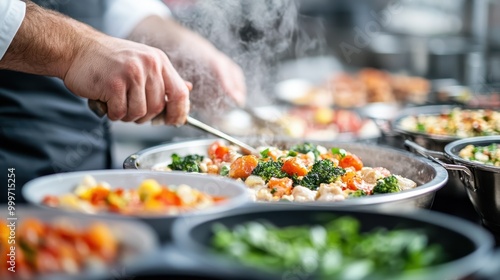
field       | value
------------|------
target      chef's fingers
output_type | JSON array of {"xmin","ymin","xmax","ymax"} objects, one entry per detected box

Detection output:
[
  {"xmin": 121, "ymin": 82, "xmax": 147, "ymax": 122},
  {"xmin": 185, "ymin": 81, "xmax": 193, "ymax": 91},
  {"xmin": 162, "ymin": 62, "xmax": 190, "ymax": 126},
  {"xmin": 135, "ymin": 72, "xmax": 166, "ymax": 124},
  {"xmin": 106, "ymin": 84, "xmax": 128, "ymax": 121}
]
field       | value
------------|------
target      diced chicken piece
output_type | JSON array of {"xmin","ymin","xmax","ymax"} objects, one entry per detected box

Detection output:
[
  {"xmin": 177, "ymin": 184, "xmax": 197, "ymax": 205},
  {"xmin": 358, "ymin": 167, "xmax": 384, "ymax": 184},
  {"xmin": 81, "ymin": 175, "xmax": 97, "ymax": 187},
  {"xmin": 59, "ymin": 194, "xmax": 95, "ymax": 214},
  {"xmin": 317, "ymin": 183, "xmax": 346, "ymax": 201},
  {"xmin": 281, "ymin": 195, "xmax": 294, "ymax": 202},
  {"xmin": 373, "ymin": 167, "xmax": 391, "ymax": 177},
  {"xmin": 256, "ymin": 188, "xmax": 273, "ymax": 201},
  {"xmin": 199, "ymin": 162, "xmax": 208, "ymax": 173},
  {"xmin": 459, "ymin": 144, "xmax": 474, "ymax": 159},
  {"xmin": 316, "ymin": 145, "xmax": 328, "ymax": 154},
  {"xmin": 292, "ymin": 186, "xmax": 317, "ymax": 202},
  {"xmin": 245, "ymin": 175, "xmax": 266, "ymax": 190},
  {"xmin": 474, "ymin": 151, "xmax": 489, "ymax": 162},
  {"xmin": 395, "ymin": 175, "xmax": 417, "ymax": 190}
]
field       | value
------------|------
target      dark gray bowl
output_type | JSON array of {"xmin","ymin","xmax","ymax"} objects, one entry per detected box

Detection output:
[
  {"xmin": 172, "ymin": 206, "xmax": 494, "ymax": 280},
  {"xmin": 22, "ymin": 170, "xmax": 250, "ymax": 243}
]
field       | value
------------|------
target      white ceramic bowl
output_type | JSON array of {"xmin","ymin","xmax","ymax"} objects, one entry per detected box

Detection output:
[{"xmin": 22, "ymin": 170, "xmax": 250, "ymax": 242}]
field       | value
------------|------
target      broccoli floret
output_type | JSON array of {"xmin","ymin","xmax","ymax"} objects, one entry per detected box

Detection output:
[
  {"xmin": 299, "ymin": 160, "xmax": 346, "ymax": 190},
  {"xmin": 260, "ymin": 148, "xmax": 270, "ymax": 158},
  {"xmin": 289, "ymin": 143, "xmax": 320, "ymax": 160},
  {"xmin": 251, "ymin": 160, "xmax": 288, "ymax": 182},
  {"xmin": 219, "ymin": 165, "xmax": 230, "ymax": 176},
  {"xmin": 349, "ymin": 190, "xmax": 367, "ymax": 197},
  {"xmin": 168, "ymin": 154, "xmax": 204, "ymax": 172},
  {"xmin": 372, "ymin": 175, "xmax": 400, "ymax": 194}
]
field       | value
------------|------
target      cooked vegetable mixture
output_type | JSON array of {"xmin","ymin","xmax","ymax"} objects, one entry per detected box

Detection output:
[
  {"xmin": 0, "ymin": 219, "xmax": 121, "ymax": 278},
  {"xmin": 459, "ymin": 143, "xmax": 500, "ymax": 166},
  {"xmin": 212, "ymin": 217, "xmax": 446, "ymax": 279},
  {"xmin": 155, "ymin": 141, "xmax": 416, "ymax": 202},
  {"xmin": 399, "ymin": 108, "xmax": 500, "ymax": 138},
  {"xmin": 42, "ymin": 176, "xmax": 225, "ymax": 215}
]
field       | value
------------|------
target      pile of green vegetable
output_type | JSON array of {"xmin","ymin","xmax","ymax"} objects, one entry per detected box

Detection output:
[{"xmin": 212, "ymin": 217, "xmax": 445, "ymax": 279}]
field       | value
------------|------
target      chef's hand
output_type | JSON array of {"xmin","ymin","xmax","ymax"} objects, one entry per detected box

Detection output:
[
  {"xmin": 64, "ymin": 34, "xmax": 190, "ymax": 125},
  {"xmin": 0, "ymin": 2, "xmax": 190, "ymax": 126}
]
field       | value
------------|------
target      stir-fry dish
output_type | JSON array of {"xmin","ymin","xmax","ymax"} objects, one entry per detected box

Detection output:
[
  {"xmin": 399, "ymin": 108, "xmax": 500, "ymax": 138},
  {"xmin": 212, "ymin": 217, "xmax": 446, "ymax": 279},
  {"xmin": 459, "ymin": 143, "xmax": 500, "ymax": 166},
  {"xmin": 42, "ymin": 176, "xmax": 225, "ymax": 215},
  {"xmin": 0, "ymin": 219, "xmax": 121, "ymax": 278},
  {"xmin": 156, "ymin": 141, "xmax": 416, "ymax": 202}
]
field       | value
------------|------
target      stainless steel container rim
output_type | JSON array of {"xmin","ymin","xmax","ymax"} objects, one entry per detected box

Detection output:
[
  {"xmin": 172, "ymin": 206, "xmax": 495, "ymax": 279},
  {"xmin": 444, "ymin": 135, "xmax": 500, "ymax": 172},
  {"xmin": 392, "ymin": 104, "xmax": 462, "ymax": 143},
  {"xmin": 124, "ymin": 139, "xmax": 449, "ymax": 207},
  {"xmin": 392, "ymin": 104, "xmax": 498, "ymax": 143},
  {"xmin": 22, "ymin": 169, "xmax": 251, "ymax": 220}
]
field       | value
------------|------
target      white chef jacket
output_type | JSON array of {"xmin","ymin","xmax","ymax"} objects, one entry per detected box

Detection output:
[
  {"xmin": 0, "ymin": 0, "xmax": 170, "ymax": 61},
  {"xmin": 0, "ymin": 0, "xmax": 25, "ymax": 60}
]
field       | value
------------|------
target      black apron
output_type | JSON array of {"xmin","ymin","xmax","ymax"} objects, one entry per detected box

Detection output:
[{"xmin": 0, "ymin": 1, "xmax": 112, "ymax": 203}]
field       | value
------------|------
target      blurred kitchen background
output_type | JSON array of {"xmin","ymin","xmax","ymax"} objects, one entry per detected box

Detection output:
[{"xmin": 111, "ymin": 0, "xmax": 498, "ymax": 167}]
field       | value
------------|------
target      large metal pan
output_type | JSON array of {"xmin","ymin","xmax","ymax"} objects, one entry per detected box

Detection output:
[
  {"xmin": 392, "ymin": 104, "xmax": 462, "ymax": 151},
  {"xmin": 392, "ymin": 104, "xmax": 489, "ymax": 197},
  {"xmin": 405, "ymin": 136, "xmax": 500, "ymax": 235},
  {"xmin": 124, "ymin": 138, "xmax": 448, "ymax": 209}
]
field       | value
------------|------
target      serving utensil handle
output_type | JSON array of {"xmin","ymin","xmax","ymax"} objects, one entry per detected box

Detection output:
[
  {"xmin": 404, "ymin": 140, "xmax": 477, "ymax": 192},
  {"xmin": 88, "ymin": 99, "xmax": 260, "ymax": 156}
]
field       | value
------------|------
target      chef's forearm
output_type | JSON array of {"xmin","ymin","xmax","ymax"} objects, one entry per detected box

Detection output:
[{"xmin": 0, "ymin": 1, "xmax": 98, "ymax": 79}]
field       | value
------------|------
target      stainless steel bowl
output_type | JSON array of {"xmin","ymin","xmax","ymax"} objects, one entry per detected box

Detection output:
[
  {"xmin": 406, "ymin": 136, "xmax": 500, "ymax": 235},
  {"xmin": 392, "ymin": 104, "xmax": 461, "ymax": 151},
  {"xmin": 172, "ymin": 206, "xmax": 494, "ymax": 280},
  {"xmin": 392, "ymin": 104, "xmax": 470, "ymax": 197},
  {"xmin": 22, "ymin": 170, "xmax": 250, "ymax": 243},
  {"xmin": 124, "ymin": 138, "xmax": 448, "ymax": 209}
]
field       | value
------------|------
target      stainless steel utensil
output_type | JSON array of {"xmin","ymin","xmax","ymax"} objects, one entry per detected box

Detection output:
[
  {"xmin": 184, "ymin": 116, "xmax": 259, "ymax": 156},
  {"xmin": 87, "ymin": 99, "xmax": 259, "ymax": 156}
]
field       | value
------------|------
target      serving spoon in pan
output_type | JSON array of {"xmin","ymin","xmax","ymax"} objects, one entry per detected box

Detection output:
[{"xmin": 88, "ymin": 99, "xmax": 260, "ymax": 156}]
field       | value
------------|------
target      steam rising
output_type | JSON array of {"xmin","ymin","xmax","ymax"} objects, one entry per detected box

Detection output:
[{"xmin": 168, "ymin": 0, "xmax": 326, "ymax": 120}]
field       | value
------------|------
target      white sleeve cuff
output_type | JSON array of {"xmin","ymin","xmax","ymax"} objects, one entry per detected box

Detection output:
[
  {"xmin": 103, "ymin": 0, "xmax": 171, "ymax": 39},
  {"xmin": 0, "ymin": 0, "xmax": 26, "ymax": 60}
]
